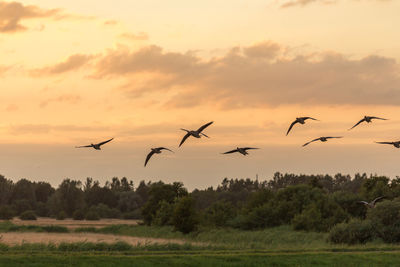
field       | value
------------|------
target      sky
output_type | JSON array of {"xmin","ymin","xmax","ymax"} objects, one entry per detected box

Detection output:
[{"xmin": 1, "ymin": 0, "xmax": 400, "ymax": 190}]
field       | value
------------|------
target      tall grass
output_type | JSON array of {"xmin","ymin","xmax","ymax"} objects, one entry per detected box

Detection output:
[{"xmin": 0, "ymin": 221, "xmax": 68, "ymax": 233}]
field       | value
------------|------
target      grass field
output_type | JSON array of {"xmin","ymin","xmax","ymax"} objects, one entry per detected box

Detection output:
[{"xmin": 0, "ymin": 220, "xmax": 399, "ymax": 266}]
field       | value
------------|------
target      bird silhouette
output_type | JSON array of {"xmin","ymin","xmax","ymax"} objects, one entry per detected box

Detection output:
[
  {"xmin": 286, "ymin": 117, "xmax": 319, "ymax": 136},
  {"xmin": 358, "ymin": 196, "xmax": 384, "ymax": 208},
  {"xmin": 179, "ymin": 121, "xmax": 213, "ymax": 147},
  {"xmin": 222, "ymin": 147, "xmax": 259, "ymax": 156},
  {"xmin": 349, "ymin": 116, "xmax": 387, "ymax": 130},
  {"xmin": 144, "ymin": 147, "xmax": 174, "ymax": 167},
  {"xmin": 375, "ymin": 141, "xmax": 400, "ymax": 148},
  {"xmin": 302, "ymin": 136, "xmax": 343, "ymax": 147},
  {"xmin": 75, "ymin": 138, "xmax": 114, "ymax": 150}
]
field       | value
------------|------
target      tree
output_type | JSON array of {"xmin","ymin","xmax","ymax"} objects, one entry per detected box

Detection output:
[
  {"xmin": 142, "ymin": 181, "xmax": 187, "ymax": 225},
  {"xmin": 52, "ymin": 179, "xmax": 84, "ymax": 216},
  {"xmin": 172, "ymin": 196, "xmax": 198, "ymax": 234}
]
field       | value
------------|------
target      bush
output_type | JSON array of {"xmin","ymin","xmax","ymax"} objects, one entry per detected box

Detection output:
[
  {"xmin": 153, "ymin": 200, "xmax": 174, "ymax": 226},
  {"xmin": 205, "ymin": 201, "xmax": 236, "ymax": 227},
  {"xmin": 19, "ymin": 210, "xmax": 37, "ymax": 220},
  {"xmin": 0, "ymin": 205, "xmax": 14, "ymax": 220},
  {"xmin": 95, "ymin": 204, "xmax": 121, "ymax": 219},
  {"xmin": 328, "ymin": 219, "xmax": 375, "ymax": 244},
  {"xmin": 172, "ymin": 196, "xmax": 198, "ymax": 234},
  {"xmin": 234, "ymin": 201, "xmax": 280, "ymax": 230},
  {"xmin": 56, "ymin": 211, "xmax": 67, "ymax": 220},
  {"xmin": 73, "ymin": 210, "xmax": 85, "ymax": 220},
  {"xmin": 35, "ymin": 202, "xmax": 49, "ymax": 217},
  {"xmin": 85, "ymin": 211, "xmax": 100, "ymax": 221},
  {"xmin": 292, "ymin": 199, "xmax": 348, "ymax": 232},
  {"xmin": 367, "ymin": 200, "xmax": 400, "ymax": 243},
  {"xmin": 122, "ymin": 209, "xmax": 142, "ymax": 220}
]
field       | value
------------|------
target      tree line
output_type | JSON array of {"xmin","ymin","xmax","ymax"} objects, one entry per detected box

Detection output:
[{"xmin": 1, "ymin": 172, "xmax": 400, "ymax": 241}]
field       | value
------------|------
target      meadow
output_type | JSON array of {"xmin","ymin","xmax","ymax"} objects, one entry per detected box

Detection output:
[{"xmin": 0, "ymin": 220, "xmax": 399, "ymax": 266}]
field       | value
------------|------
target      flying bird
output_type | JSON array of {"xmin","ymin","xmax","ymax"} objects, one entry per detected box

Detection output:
[
  {"xmin": 375, "ymin": 141, "xmax": 400, "ymax": 148},
  {"xmin": 348, "ymin": 116, "xmax": 387, "ymax": 130},
  {"xmin": 75, "ymin": 138, "xmax": 114, "ymax": 150},
  {"xmin": 302, "ymin": 136, "xmax": 343, "ymax": 147},
  {"xmin": 286, "ymin": 117, "xmax": 319, "ymax": 136},
  {"xmin": 358, "ymin": 196, "xmax": 384, "ymax": 208},
  {"xmin": 144, "ymin": 147, "xmax": 174, "ymax": 167},
  {"xmin": 179, "ymin": 121, "xmax": 213, "ymax": 147},
  {"xmin": 222, "ymin": 147, "xmax": 259, "ymax": 156}
]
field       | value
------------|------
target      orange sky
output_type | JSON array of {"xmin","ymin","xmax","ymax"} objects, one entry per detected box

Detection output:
[{"xmin": 1, "ymin": 0, "xmax": 400, "ymax": 189}]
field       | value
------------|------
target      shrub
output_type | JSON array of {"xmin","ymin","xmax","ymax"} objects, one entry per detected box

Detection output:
[
  {"xmin": 0, "ymin": 205, "xmax": 14, "ymax": 220},
  {"xmin": 153, "ymin": 200, "xmax": 174, "ymax": 226},
  {"xmin": 367, "ymin": 200, "xmax": 400, "ymax": 243},
  {"xmin": 234, "ymin": 201, "xmax": 280, "ymax": 230},
  {"xmin": 35, "ymin": 202, "xmax": 49, "ymax": 217},
  {"xmin": 292, "ymin": 199, "xmax": 348, "ymax": 232},
  {"xmin": 172, "ymin": 196, "xmax": 198, "ymax": 234},
  {"xmin": 19, "ymin": 210, "xmax": 37, "ymax": 220},
  {"xmin": 328, "ymin": 219, "xmax": 375, "ymax": 244},
  {"xmin": 56, "ymin": 211, "xmax": 67, "ymax": 220},
  {"xmin": 122, "ymin": 209, "xmax": 142, "ymax": 220},
  {"xmin": 95, "ymin": 204, "xmax": 121, "ymax": 219},
  {"xmin": 73, "ymin": 210, "xmax": 85, "ymax": 220},
  {"xmin": 205, "ymin": 201, "xmax": 236, "ymax": 227},
  {"xmin": 85, "ymin": 211, "xmax": 100, "ymax": 221}
]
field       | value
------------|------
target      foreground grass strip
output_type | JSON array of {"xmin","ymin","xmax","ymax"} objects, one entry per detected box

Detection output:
[{"xmin": 0, "ymin": 253, "xmax": 400, "ymax": 267}]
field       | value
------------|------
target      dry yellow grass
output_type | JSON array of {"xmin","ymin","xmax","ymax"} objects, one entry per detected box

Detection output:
[
  {"xmin": 0, "ymin": 232, "xmax": 188, "ymax": 246},
  {"xmin": 7, "ymin": 217, "xmax": 139, "ymax": 229}
]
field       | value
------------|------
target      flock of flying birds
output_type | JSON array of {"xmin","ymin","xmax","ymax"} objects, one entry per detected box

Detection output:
[{"xmin": 74, "ymin": 115, "xmax": 397, "ymax": 167}]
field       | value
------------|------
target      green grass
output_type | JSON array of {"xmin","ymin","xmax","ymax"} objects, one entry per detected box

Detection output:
[
  {"xmin": 1, "ymin": 252, "xmax": 400, "ymax": 266},
  {"xmin": 0, "ymin": 221, "xmax": 68, "ymax": 233},
  {"xmin": 0, "ymin": 222, "xmax": 400, "ymax": 265}
]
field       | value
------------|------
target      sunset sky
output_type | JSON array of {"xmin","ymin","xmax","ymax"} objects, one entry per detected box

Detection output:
[{"xmin": 1, "ymin": 0, "xmax": 400, "ymax": 189}]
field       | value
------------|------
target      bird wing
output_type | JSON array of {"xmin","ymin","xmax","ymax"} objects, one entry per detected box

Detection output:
[
  {"xmin": 302, "ymin": 138, "xmax": 320, "ymax": 147},
  {"xmin": 370, "ymin": 116, "xmax": 388, "ymax": 121},
  {"xmin": 159, "ymin": 147, "xmax": 174, "ymax": 153},
  {"xmin": 357, "ymin": 201, "xmax": 369, "ymax": 205},
  {"xmin": 144, "ymin": 150, "xmax": 156, "ymax": 167},
  {"xmin": 243, "ymin": 147, "xmax": 260, "ymax": 150},
  {"xmin": 75, "ymin": 145, "xmax": 93, "ymax": 148},
  {"xmin": 197, "ymin": 121, "xmax": 213, "ymax": 133},
  {"xmin": 372, "ymin": 196, "xmax": 384, "ymax": 205},
  {"xmin": 222, "ymin": 149, "xmax": 239, "ymax": 154},
  {"xmin": 97, "ymin": 138, "xmax": 114, "ymax": 146},
  {"xmin": 179, "ymin": 132, "xmax": 191, "ymax": 147},
  {"xmin": 375, "ymin": 141, "xmax": 393, "ymax": 145},
  {"xmin": 325, "ymin": 136, "xmax": 343, "ymax": 139},
  {"xmin": 304, "ymin": 117, "xmax": 319, "ymax": 121},
  {"xmin": 286, "ymin": 120, "xmax": 298, "ymax": 136},
  {"xmin": 349, "ymin": 118, "xmax": 366, "ymax": 130}
]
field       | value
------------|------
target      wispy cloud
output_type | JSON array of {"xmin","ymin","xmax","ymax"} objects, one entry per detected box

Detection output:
[
  {"xmin": 119, "ymin": 32, "xmax": 149, "ymax": 41},
  {"xmin": 0, "ymin": 1, "xmax": 60, "ymax": 33},
  {"xmin": 280, "ymin": 0, "xmax": 391, "ymax": 8},
  {"xmin": 91, "ymin": 42, "xmax": 400, "ymax": 109},
  {"xmin": 31, "ymin": 54, "xmax": 94, "ymax": 76},
  {"xmin": 39, "ymin": 94, "xmax": 81, "ymax": 108}
]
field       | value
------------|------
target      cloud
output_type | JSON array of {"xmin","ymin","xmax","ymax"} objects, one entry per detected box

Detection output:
[
  {"xmin": 92, "ymin": 42, "xmax": 400, "ymax": 109},
  {"xmin": 0, "ymin": 1, "xmax": 60, "ymax": 33},
  {"xmin": 31, "ymin": 54, "xmax": 94, "ymax": 76},
  {"xmin": 39, "ymin": 94, "xmax": 81, "ymax": 108},
  {"xmin": 95, "ymin": 45, "xmax": 201, "ymax": 77},
  {"xmin": 8, "ymin": 124, "xmax": 109, "ymax": 135},
  {"xmin": 5, "ymin": 104, "xmax": 18, "ymax": 112},
  {"xmin": 104, "ymin": 20, "xmax": 118, "ymax": 26},
  {"xmin": 280, "ymin": 0, "xmax": 390, "ymax": 8},
  {"xmin": 119, "ymin": 32, "xmax": 149, "ymax": 41},
  {"xmin": 0, "ymin": 65, "xmax": 10, "ymax": 76}
]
